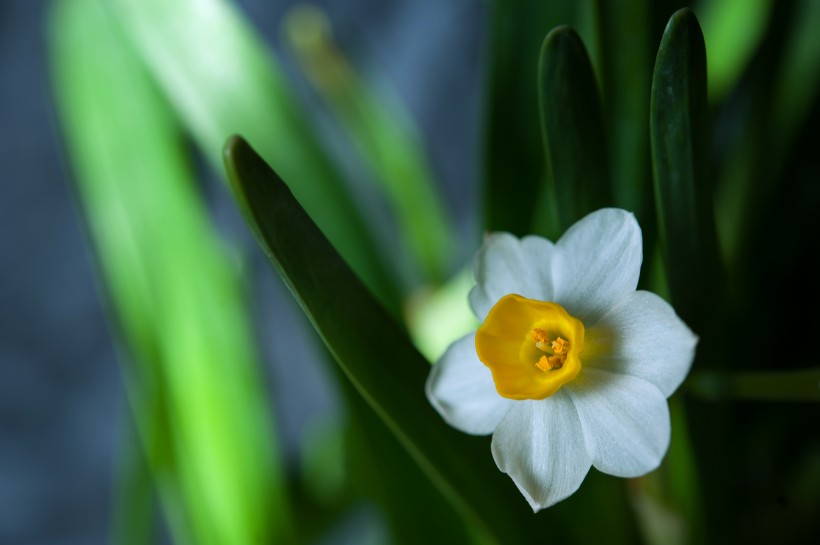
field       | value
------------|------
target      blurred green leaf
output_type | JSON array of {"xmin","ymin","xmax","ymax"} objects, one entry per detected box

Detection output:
[
  {"xmin": 342, "ymin": 381, "xmax": 473, "ymax": 545},
  {"xmin": 225, "ymin": 134, "xmax": 591, "ymax": 544},
  {"xmin": 111, "ymin": 413, "xmax": 156, "ymax": 545},
  {"xmin": 629, "ymin": 397, "xmax": 704, "ymax": 545},
  {"xmin": 483, "ymin": 0, "xmax": 589, "ymax": 236},
  {"xmin": 406, "ymin": 265, "xmax": 478, "ymax": 363},
  {"xmin": 715, "ymin": 1, "xmax": 820, "ymax": 280},
  {"xmin": 698, "ymin": 0, "xmax": 775, "ymax": 101},
  {"xmin": 49, "ymin": 1, "xmax": 291, "ymax": 543},
  {"xmin": 538, "ymin": 25, "xmax": 611, "ymax": 235},
  {"xmin": 650, "ymin": 7, "xmax": 721, "ymax": 330},
  {"xmin": 283, "ymin": 4, "xmax": 455, "ymax": 285},
  {"xmin": 687, "ymin": 368, "xmax": 820, "ymax": 402},
  {"xmin": 596, "ymin": 0, "xmax": 652, "ymax": 219},
  {"xmin": 771, "ymin": 0, "xmax": 820, "ymax": 145},
  {"xmin": 109, "ymin": 0, "xmax": 401, "ymax": 312}
]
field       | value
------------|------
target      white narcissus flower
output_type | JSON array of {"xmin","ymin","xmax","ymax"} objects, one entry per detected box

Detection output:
[{"xmin": 426, "ymin": 208, "xmax": 697, "ymax": 511}]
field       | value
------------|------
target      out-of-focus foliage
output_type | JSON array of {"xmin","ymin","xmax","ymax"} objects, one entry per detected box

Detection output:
[
  {"xmin": 49, "ymin": 1, "xmax": 290, "ymax": 544},
  {"xmin": 48, "ymin": 0, "xmax": 820, "ymax": 543}
]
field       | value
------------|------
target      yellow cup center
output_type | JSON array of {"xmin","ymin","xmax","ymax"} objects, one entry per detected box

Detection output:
[{"xmin": 475, "ymin": 294, "xmax": 585, "ymax": 400}]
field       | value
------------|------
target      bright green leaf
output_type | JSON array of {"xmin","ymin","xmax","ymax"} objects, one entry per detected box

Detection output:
[
  {"xmin": 697, "ymin": 0, "xmax": 775, "ymax": 101},
  {"xmin": 109, "ymin": 0, "xmax": 401, "ymax": 312},
  {"xmin": 49, "ymin": 2, "xmax": 291, "ymax": 543}
]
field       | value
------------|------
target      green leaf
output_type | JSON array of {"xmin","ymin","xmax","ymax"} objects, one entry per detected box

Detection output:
[
  {"xmin": 686, "ymin": 368, "xmax": 820, "ymax": 402},
  {"xmin": 538, "ymin": 25, "xmax": 611, "ymax": 235},
  {"xmin": 650, "ymin": 8, "xmax": 721, "ymax": 329},
  {"xmin": 716, "ymin": 0, "xmax": 820, "ymax": 271},
  {"xmin": 109, "ymin": 0, "xmax": 401, "ymax": 312},
  {"xmin": 595, "ymin": 0, "xmax": 652, "ymax": 218},
  {"xmin": 283, "ymin": 5, "xmax": 456, "ymax": 285},
  {"xmin": 225, "ymin": 134, "xmax": 576, "ymax": 544},
  {"xmin": 771, "ymin": 0, "xmax": 820, "ymax": 147},
  {"xmin": 698, "ymin": 0, "xmax": 775, "ymax": 101},
  {"xmin": 111, "ymin": 414, "xmax": 156, "ymax": 545},
  {"xmin": 482, "ymin": 0, "xmax": 585, "ymax": 236},
  {"xmin": 341, "ymin": 381, "xmax": 473, "ymax": 545},
  {"xmin": 49, "ymin": 2, "xmax": 291, "ymax": 543},
  {"xmin": 406, "ymin": 265, "xmax": 478, "ymax": 363}
]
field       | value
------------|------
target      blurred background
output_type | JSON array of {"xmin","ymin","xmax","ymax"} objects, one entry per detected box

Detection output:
[
  {"xmin": 2, "ymin": 1, "xmax": 483, "ymax": 543},
  {"xmin": 1, "ymin": 0, "xmax": 819, "ymax": 544}
]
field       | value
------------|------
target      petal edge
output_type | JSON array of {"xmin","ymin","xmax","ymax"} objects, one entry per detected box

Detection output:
[
  {"xmin": 491, "ymin": 392, "xmax": 592, "ymax": 511},
  {"xmin": 426, "ymin": 333, "xmax": 513, "ymax": 435},
  {"xmin": 584, "ymin": 290, "xmax": 698, "ymax": 397},
  {"xmin": 566, "ymin": 368, "xmax": 670, "ymax": 478},
  {"xmin": 552, "ymin": 209, "xmax": 642, "ymax": 323}
]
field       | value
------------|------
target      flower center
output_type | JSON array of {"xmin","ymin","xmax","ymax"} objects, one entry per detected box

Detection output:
[
  {"xmin": 475, "ymin": 294, "xmax": 585, "ymax": 400},
  {"xmin": 531, "ymin": 329, "xmax": 569, "ymax": 371}
]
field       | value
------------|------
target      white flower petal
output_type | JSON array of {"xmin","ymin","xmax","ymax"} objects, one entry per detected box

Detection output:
[
  {"xmin": 584, "ymin": 291, "xmax": 698, "ymax": 397},
  {"xmin": 552, "ymin": 209, "xmax": 642, "ymax": 323},
  {"xmin": 426, "ymin": 333, "xmax": 513, "ymax": 435},
  {"xmin": 469, "ymin": 233, "xmax": 556, "ymax": 321},
  {"xmin": 490, "ymin": 392, "xmax": 592, "ymax": 511},
  {"xmin": 566, "ymin": 368, "xmax": 670, "ymax": 478}
]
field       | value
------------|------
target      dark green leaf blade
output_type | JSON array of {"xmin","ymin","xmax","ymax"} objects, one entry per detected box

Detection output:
[
  {"xmin": 538, "ymin": 26, "xmax": 611, "ymax": 236},
  {"xmin": 483, "ymin": 1, "xmax": 583, "ymax": 236},
  {"xmin": 650, "ymin": 8, "xmax": 721, "ymax": 329},
  {"xmin": 224, "ymin": 135, "xmax": 543, "ymax": 544},
  {"xmin": 596, "ymin": 0, "xmax": 652, "ymax": 218},
  {"xmin": 686, "ymin": 368, "xmax": 820, "ymax": 402}
]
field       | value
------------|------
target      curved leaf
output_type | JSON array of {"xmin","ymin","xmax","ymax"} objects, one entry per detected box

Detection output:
[{"xmin": 225, "ymin": 135, "xmax": 558, "ymax": 544}]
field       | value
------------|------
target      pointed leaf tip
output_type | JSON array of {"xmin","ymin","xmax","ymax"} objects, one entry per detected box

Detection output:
[{"xmin": 221, "ymin": 131, "xmax": 553, "ymax": 544}]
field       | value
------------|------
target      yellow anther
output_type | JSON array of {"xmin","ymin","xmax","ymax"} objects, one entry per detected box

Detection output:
[
  {"xmin": 532, "ymin": 332, "xmax": 569, "ymax": 371},
  {"xmin": 536, "ymin": 355, "xmax": 552, "ymax": 372},
  {"xmin": 535, "ymin": 354, "xmax": 565, "ymax": 372},
  {"xmin": 531, "ymin": 328, "xmax": 548, "ymax": 343},
  {"xmin": 551, "ymin": 337, "xmax": 567, "ymax": 355}
]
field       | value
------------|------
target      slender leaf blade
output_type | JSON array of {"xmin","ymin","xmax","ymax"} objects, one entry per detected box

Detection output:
[
  {"xmin": 283, "ymin": 5, "xmax": 455, "ymax": 284},
  {"xmin": 687, "ymin": 368, "xmax": 820, "ymax": 402},
  {"xmin": 483, "ymin": 1, "xmax": 581, "ymax": 236},
  {"xmin": 699, "ymin": 0, "xmax": 775, "ymax": 101},
  {"xmin": 49, "ymin": 2, "xmax": 291, "ymax": 543},
  {"xmin": 225, "ymin": 135, "xmax": 555, "ymax": 544},
  {"xmin": 650, "ymin": 8, "xmax": 720, "ymax": 329},
  {"xmin": 110, "ymin": 0, "xmax": 401, "ymax": 312},
  {"xmin": 595, "ymin": 0, "xmax": 652, "ymax": 218},
  {"xmin": 538, "ymin": 25, "xmax": 611, "ymax": 234}
]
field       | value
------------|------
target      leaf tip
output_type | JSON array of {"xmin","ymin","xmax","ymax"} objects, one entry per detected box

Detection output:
[
  {"xmin": 542, "ymin": 24, "xmax": 579, "ymax": 52},
  {"xmin": 223, "ymin": 134, "xmax": 247, "ymax": 168},
  {"xmin": 665, "ymin": 7, "xmax": 705, "ymax": 42}
]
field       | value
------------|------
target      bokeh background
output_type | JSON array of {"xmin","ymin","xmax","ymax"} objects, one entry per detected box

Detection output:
[
  {"xmin": 2, "ymin": 1, "xmax": 483, "ymax": 543},
  {"xmin": 2, "ymin": 0, "xmax": 820, "ymax": 544}
]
